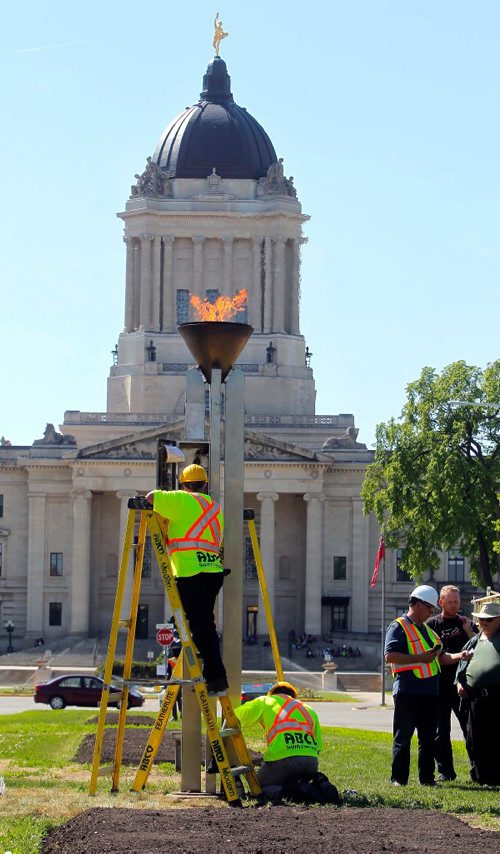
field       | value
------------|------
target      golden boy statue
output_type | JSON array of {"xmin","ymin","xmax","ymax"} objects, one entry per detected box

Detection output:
[{"xmin": 213, "ymin": 13, "xmax": 228, "ymax": 56}]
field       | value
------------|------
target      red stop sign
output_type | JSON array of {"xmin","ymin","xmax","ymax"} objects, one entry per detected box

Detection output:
[{"xmin": 156, "ymin": 627, "xmax": 175, "ymax": 647}]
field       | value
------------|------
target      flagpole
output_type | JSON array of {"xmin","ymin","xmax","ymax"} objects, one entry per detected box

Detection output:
[{"xmin": 380, "ymin": 543, "xmax": 386, "ymax": 706}]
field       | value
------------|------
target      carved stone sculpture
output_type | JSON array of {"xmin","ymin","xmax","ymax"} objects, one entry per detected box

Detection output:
[
  {"xmin": 256, "ymin": 158, "xmax": 298, "ymax": 199},
  {"xmin": 322, "ymin": 426, "xmax": 367, "ymax": 451},
  {"xmin": 33, "ymin": 424, "xmax": 77, "ymax": 446},
  {"xmin": 131, "ymin": 157, "xmax": 173, "ymax": 198}
]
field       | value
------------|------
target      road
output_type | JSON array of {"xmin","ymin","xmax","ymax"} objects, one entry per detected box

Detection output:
[{"xmin": 0, "ymin": 693, "xmax": 463, "ymax": 738}]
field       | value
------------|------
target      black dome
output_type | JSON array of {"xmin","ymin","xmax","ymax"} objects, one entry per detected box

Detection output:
[{"xmin": 153, "ymin": 57, "xmax": 277, "ymax": 180}]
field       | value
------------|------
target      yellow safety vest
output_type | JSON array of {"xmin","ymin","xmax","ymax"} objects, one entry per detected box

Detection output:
[
  {"xmin": 152, "ymin": 490, "xmax": 224, "ymax": 577},
  {"xmin": 391, "ymin": 616, "xmax": 441, "ymax": 679}
]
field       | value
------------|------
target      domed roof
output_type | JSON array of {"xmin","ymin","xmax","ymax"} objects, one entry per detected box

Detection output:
[{"xmin": 153, "ymin": 57, "xmax": 277, "ymax": 180}]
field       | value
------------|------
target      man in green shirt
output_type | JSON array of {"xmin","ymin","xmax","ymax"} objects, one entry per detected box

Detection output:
[
  {"xmin": 146, "ymin": 463, "xmax": 227, "ymax": 696},
  {"xmin": 456, "ymin": 601, "xmax": 500, "ymax": 785},
  {"xmin": 234, "ymin": 681, "xmax": 339, "ymax": 803}
]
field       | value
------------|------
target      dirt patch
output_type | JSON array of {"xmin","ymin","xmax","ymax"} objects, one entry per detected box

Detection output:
[
  {"xmin": 85, "ymin": 714, "xmax": 157, "ymax": 726},
  {"xmin": 40, "ymin": 805, "xmax": 497, "ymax": 853},
  {"xmin": 75, "ymin": 729, "xmax": 262, "ymax": 768}
]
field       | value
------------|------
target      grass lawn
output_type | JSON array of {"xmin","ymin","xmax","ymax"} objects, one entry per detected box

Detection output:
[{"xmin": 0, "ymin": 710, "xmax": 498, "ymax": 853}]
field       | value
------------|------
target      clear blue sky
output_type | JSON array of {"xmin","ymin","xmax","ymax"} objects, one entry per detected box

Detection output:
[{"xmin": 1, "ymin": 1, "xmax": 499, "ymax": 447}]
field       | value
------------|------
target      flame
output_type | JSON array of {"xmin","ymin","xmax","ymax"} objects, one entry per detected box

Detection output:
[{"xmin": 190, "ymin": 289, "xmax": 248, "ymax": 322}]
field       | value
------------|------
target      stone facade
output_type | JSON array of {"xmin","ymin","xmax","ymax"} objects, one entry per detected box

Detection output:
[{"xmin": 0, "ymin": 58, "xmax": 480, "ymax": 648}]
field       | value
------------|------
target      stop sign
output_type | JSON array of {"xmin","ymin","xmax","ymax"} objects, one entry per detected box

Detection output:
[{"xmin": 156, "ymin": 627, "xmax": 175, "ymax": 647}]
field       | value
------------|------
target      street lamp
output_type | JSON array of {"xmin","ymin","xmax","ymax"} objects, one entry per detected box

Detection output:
[{"xmin": 5, "ymin": 620, "xmax": 14, "ymax": 654}]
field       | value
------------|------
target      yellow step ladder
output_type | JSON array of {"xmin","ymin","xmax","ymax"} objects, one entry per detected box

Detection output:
[{"xmin": 89, "ymin": 497, "xmax": 261, "ymax": 805}]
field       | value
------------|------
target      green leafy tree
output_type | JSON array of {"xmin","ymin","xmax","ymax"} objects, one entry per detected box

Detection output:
[{"xmin": 362, "ymin": 360, "xmax": 500, "ymax": 588}]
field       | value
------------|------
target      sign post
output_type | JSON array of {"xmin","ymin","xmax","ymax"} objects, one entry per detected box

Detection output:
[{"xmin": 156, "ymin": 623, "xmax": 175, "ymax": 679}]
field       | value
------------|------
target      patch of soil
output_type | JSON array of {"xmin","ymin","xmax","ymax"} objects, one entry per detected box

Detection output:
[
  {"xmin": 85, "ymin": 714, "xmax": 157, "ymax": 726},
  {"xmin": 75, "ymin": 729, "xmax": 262, "ymax": 768},
  {"xmin": 40, "ymin": 806, "xmax": 496, "ymax": 853}
]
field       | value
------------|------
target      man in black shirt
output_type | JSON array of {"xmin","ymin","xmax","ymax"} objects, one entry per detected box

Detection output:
[{"xmin": 427, "ymin": 585, "xmax": 477, "ymax": 781}]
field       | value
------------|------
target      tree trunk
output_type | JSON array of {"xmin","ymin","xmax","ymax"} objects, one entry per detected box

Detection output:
[{"xmin": 476, "ymin": 526, "xmax": 494, "ymax": 589}]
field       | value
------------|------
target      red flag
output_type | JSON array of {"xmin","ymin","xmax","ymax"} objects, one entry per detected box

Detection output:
[{"xmin": 370, "ymin": 536, "xmax": 385, "ymax": 588}]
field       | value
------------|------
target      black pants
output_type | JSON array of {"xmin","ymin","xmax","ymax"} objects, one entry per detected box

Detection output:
[
  {"xmin": 466, "ymin": 692, "xmax": 500, "ymax": 785},
  {"xmin": 435, "ymin": 679, "xmax": 468, "ymax": 778},
  {"xmin": 176, "ymin": 572, "xmax": 227, "ymax": 687},
  {"xmin": 392, "ymin": 693, "xmax": 438, "ymax": 785}
]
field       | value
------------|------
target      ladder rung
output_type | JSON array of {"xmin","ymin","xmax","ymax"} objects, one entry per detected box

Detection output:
[
  {"xmin": 107, "ymin": 692, "xmax": 122, "ymax": 701},
  {"xmin": 98, "ymin": 766, "xmax": 113, "ymax": 777},
  {"xmin": 118, "ymin": 620, "xmax": 132, "ymax": 629},
  {"xmin": 230, "ymin": 765, "xmax": 252, "ymax": 776},
  {"xmin": 220, "ymin": 727, "xmax": 240, "ymax": 737}
]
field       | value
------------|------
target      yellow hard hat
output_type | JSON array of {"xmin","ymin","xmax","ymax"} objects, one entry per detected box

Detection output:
[
  {"xmin": 179, "ymin": 463, "xmax": 208, "ymax": 484},
  {"xmin": 268, "ymin": 681, "xmax": 298, "ymax": 699}
]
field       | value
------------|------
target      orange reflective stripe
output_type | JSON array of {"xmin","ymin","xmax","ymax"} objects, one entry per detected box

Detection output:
[
  {"xmin": 391, "ymin": 617, "xmax": 439, "ymax": 679},
  {"xmin": 266, "ymin": 698, "xmax": 315, "ymax": 745},
  {"xmin": 167, "ymin": 494, "xmax": 222, "ymax": 556}
]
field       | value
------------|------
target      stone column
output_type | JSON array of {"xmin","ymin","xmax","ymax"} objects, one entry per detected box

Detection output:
[
  {"xmin": 223, "ymin": 237, "xmax": 233, "ymax": 295},
  {"xmin": 139, "ymin": 233, "xmax": 154, "ymax": 331},
  {"xmin": 290, "ymin": 238, "xmax": 301, "ymax": 335},
  {"xmin": 70, "ymin": 489, "xmax": 92, "ymax": 634},
  {"xmin": 303, "ymin": 493, "xmax": 324, "ymax": 636},
  {"xmin": 26, "ymin": 493, "xmax": 46, "ymax": 635},
  {"xmin": 263, "ymin": 237, "xmax": 273, "ymax": 333},
  {"xmin": 250, "ymin": 237, "xmax": 262, "ymax": 332},
  {"xmin": 162, "ymin": 236, "xmax": 175, "ymax": 332},
  {"xmin": 192, "ymin": 236, "xmax": 204, "ymax": 298},
  {"xmin": 256, "ymin": 492, "xmax": 279, "ymax": 635},
  {"xmin": 117, "ymin": 491, "xmax": 135, "ymax": 619},
  {"xmin": 151, "ymin": 235, "xmax": 162, "ymax": 332},
  {"xmin": 124, "ymin": 236, "xmax": 135, "ymax": 332},
  {"xmin": 350, "ymin": 498, "xmax": 369, "ymax": 632},
  {"xmin": 273, "ymin": 237, "xmax": 286, "ymax": 332},
  {"xmin": 133, "ymin": 240, "xmax": 141, "ymax": 330}
]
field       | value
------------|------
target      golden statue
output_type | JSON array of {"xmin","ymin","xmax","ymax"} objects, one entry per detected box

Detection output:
[{"xmin": 213, "ymin": 12, "xmax": 228, "ymax": 56}]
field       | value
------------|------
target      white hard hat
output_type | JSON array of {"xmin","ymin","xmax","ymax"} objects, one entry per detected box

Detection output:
[{"xmin": 410, "ymin": 585, "xmax": 439, "ymax": 608}]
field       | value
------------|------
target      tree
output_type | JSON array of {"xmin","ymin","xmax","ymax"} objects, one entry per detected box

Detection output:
[{"xmin": 362, "ymin": 360, "xmax": 500, "ymax": 589}]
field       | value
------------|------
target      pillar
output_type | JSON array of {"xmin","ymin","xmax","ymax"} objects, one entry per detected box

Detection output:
[
  {"xmin": 151, "ymin": 235, "xmax": 162, "ymax": 332},
  {"xmin": 192, "ymin": 236, "xmax": 204, "ymax": 298},
  {"xmin": 162, "ymin": 236, "xmax": 175, "ymax": 332},
  {"xmin": 133, "ymin": 240, "xmax": 141, "ymax": 330},
  {"xmin": 290, "ymin": 238, "xmax": 301, "ymax": 335},
  {"xmin": 263, "ymin": 237, "xmax": 273, "ymax": 333},
  {"xmin": 222, "ymin": 237, "xmax": 233, "ymax": 295},
  {"xmin": 256, "ymin": 492, "xmax": 279, "ymax": 635},
  {"xmin": 117, "ymin": 491, "xmax": 135, "ymax": 619},
  {"xmin": 273, "ymin": 237, "xmax": 286, "ymax": 332},
  {"xmin": 304, "ymin": 493, "xmax": 324, "ymax": 636},
  {"xmin": 26, "ymin": 493, "xmax": 46, "ymax": 635},
  {"xmin": 139, "ymin": 233, "xmax": 154, "ymax": 331},
  {"xmin": 250, "ymin": 237, "xmax": 262, "ymax": 332},
  {"xmin": 124, "ymin": 236, "xmax": 135, "ymax": 332},
  {"xmin": 350, "ymin": 498, "xmax": 369, "ymax": 632},
  {"xmin": 70, "ymin": 489, "xmax": 92, "ymax": 634}
]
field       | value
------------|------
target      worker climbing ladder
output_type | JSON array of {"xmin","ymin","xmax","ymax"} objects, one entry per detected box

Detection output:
[{"xmin": 89, "ymin": 497, "xmax": 261, "ymax": 805}]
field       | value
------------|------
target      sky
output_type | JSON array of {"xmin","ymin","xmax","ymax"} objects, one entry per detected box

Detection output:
[{"xmin": 1, "ymin": 1, "xmax": 499, "ymax": 447}]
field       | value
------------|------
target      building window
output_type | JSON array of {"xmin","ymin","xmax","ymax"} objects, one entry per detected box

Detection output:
[
  {"xmin": 396, "ymin": 549, "xmax": 411, "ymax": 582},
  {"xmin": 333, "ymin": 556, "xmax": 347, "ymax": 581},
  {"xmin": 448, "ymin": 548, "xmax": 465, "ymax": 582},
  {"xmin": 279, "ymin": 555, "xmax": 291, "ymax": 580},
  {"xmin": 49, "ymin": 602, "xmax": 62, "ymax": 626},
  {"xmin": 176, "ymin": 289, "xmax": 190, "ymax": 325},
  {"xmin": 50, "ymin": 553, "xmax": 63, "ymax": 577},
  {"xmin": 331, "ymin": 603, "xmax": 348, "ymax": 632},
  {"xmin": 0, "ymin": 494, "xmax": 3, "ymax": 517},
  {"xmin": 206, "ymin": 288, "xmax": 219, "ymax": 304},
  {"xmin": 244, "ymin": 536, "xmax": 257, "ymax": 580}
]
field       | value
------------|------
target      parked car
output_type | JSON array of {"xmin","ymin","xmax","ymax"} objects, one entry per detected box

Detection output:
[
  {"xmin": 240, "ymin": 682, "xmax": 273, "ymax": 704},
  {"xmin": 33, "ymin": 674, "xmax": 144, "ymax": 710}
]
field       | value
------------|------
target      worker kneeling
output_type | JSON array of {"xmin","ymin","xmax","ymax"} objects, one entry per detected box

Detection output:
[{"xmin": 234, "ymin": 681, "xmax": 340, "ymax": 804}]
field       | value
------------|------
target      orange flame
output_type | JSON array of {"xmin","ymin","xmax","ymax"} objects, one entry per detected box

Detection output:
[{"xmin": 190, "ymin": 289, "xmax": 248, "ymax": 322}]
